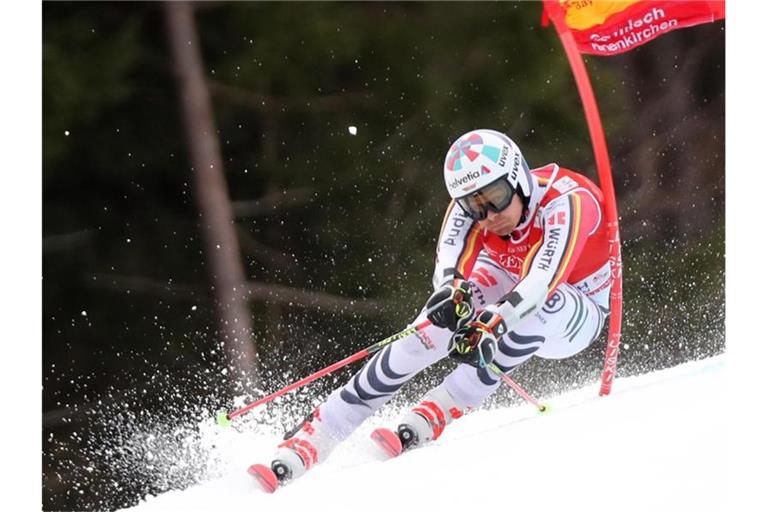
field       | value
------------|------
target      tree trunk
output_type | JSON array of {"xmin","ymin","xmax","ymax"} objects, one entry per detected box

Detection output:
[{"xmin": 164, "ymin": 1, "xmax": 259, "ymax": 389}]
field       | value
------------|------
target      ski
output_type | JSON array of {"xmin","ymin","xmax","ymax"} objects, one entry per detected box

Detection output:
[
  {"xmin": 247, "ymin": 463, "xmax": 279, "ymax": 493},
  {"xmin": 370, "ymin": 428, "xmax": 403, "ymax": 459}
]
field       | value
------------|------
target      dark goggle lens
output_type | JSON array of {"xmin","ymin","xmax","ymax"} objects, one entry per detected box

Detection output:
[{"xmin": 457, "ymin": 178, "xmax": 515, "ymax": 220}]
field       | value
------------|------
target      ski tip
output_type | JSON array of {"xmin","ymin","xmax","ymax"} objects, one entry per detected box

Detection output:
[
  {"xmin": 215, "ymin": 410, "xmax": 232, "ymax": 427},
  {"xmin": 370, "ymin": 428, "xmax": 403, "ymax": 459},
  {"xmin": 248, "ymin": 464, "xmax": 279, "ymax": 493}
]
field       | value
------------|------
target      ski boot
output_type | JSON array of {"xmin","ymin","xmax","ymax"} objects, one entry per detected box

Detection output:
[
  {"xmin": 371, "ymin": 385, "xmax": 465, "ymax": 458},
  {"xmin": 249, "ymin": 408, "xmax": 339, "ymax": 492}
]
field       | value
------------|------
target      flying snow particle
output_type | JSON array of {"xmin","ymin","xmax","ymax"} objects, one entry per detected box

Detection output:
[
  {"xmin": 348, "ymin": 126, "xmax": 358, "ymax": 135},
  {"xmin": 64, "ymin": 130, "xmax": 70, "ymax": 136}
]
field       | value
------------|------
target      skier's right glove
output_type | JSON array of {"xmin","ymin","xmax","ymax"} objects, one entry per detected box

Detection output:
[
  {"xmin": 425, "ymin": 277, "xmax": 474, "ymax": 331},
  {"xmin": 449, "ymin": 309, "xmax": 508, "ymax": 369}
]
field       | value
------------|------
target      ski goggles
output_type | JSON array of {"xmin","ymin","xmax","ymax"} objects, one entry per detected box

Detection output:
[{"xmin": 456, "ymin": 177, "xmax": 516, "ymax": 221}]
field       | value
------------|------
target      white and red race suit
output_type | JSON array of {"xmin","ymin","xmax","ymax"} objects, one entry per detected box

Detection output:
[
  {"xmin": 273, "ymin": 164, "xmax": 611, "ymax": 472},
  {"xmin": 433, "ymin": 163, "xmax": 611, "ymax": 314}
]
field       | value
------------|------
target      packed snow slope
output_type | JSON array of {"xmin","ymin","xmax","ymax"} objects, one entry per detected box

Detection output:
[{"xmin": 123, "ymin": 356, "xmax": 726, "ymax": 512}]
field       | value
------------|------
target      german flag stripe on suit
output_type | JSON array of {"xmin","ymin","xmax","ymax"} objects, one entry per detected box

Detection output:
[
  {"xmin": 456, "ymin": 224, "xmax": 482, "ymax": 278},
  {"xmin": 548, "ymin": 194, "xmax": 581, "ymax": 293}
]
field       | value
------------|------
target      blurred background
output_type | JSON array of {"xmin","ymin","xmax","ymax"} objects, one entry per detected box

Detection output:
[{"xmin": 42, "ymin": 2, "xmax": 724, "ymax": 510}]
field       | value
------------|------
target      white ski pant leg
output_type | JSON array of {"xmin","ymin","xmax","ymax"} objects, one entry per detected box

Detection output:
[{"xmin": 319, "ymin": 311, "xmax": 452, "ymax": 439}]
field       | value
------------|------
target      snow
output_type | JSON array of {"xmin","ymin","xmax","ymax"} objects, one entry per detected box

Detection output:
[{"xmin": 121, "ymin": 356, "xmax": 727, "ymax": 512}]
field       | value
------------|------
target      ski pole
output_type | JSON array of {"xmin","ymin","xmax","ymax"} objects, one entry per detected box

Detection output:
[
  {"xmin": 488, "ymin": 363, "xmax": 550, "ymax": 414},
  {"xmin": 216, "ymin": 319, "xmax": 433, "ymax": 426}
]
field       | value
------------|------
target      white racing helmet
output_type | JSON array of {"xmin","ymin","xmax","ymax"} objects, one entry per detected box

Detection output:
[{"xmin": 443, "ymin": 129, "xmax": 532, "ymax": 218}]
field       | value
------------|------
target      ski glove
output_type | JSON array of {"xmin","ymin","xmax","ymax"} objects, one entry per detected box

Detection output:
[
  {"xmin": 425, "ymin": 277, "xmax": 474, "ymax": 331},
  {"xmin": 449, "ymin": 308, "xmax": 507, "ymax": 369}
]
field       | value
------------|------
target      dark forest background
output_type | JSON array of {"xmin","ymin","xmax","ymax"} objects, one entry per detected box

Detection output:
[{"xmin": 42, "ymin": 2, "xmax": 724, "ymax": 511}]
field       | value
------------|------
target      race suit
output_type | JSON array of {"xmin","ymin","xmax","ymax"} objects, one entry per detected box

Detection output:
[{"xmin": 277, "ymin": 164, "xmax": 612, "ymax": 469}]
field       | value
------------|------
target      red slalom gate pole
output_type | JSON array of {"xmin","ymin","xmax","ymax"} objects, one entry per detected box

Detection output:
[
  {"xmin": 545, "ymin": 5, "xmax": 624, "ymax": 397},
  {"xmin": 216, "ymin": 319, "xmax": 432, "ymax": 426}
]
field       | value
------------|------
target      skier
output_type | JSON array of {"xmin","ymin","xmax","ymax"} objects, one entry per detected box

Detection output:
[{"xmin": 251, "ymin": 129, "xmax": 612, "ymax": 491}]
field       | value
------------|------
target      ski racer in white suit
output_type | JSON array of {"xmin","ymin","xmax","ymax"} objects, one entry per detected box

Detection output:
[{"xmin": 267, "ymin": 129, "xmax": 612, "ymax": 483}]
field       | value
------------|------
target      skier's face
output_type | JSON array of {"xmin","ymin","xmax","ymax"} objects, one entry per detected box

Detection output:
[{"xmin": 479, "ymin": 194, "xmax": 524, "ymax": 236}]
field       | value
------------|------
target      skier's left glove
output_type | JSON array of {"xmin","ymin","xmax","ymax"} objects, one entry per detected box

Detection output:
[{"xmin": 449, "ymin": 307, "xmax": 507, "ymax": 369}]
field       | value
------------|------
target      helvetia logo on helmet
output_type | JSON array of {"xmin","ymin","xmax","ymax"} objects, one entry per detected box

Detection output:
[{"xmin": 448, "ymin": 170, "xmax": 481, "ymax": 191}]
